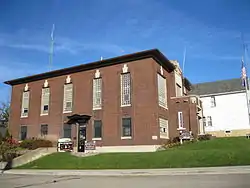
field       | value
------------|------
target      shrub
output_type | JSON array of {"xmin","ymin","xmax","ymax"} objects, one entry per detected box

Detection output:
[
  {"xmin": 172, "ymin": 136, "xmax": 180, "ymax": 143},
  {"xmin": 20, "ymin": 138, "xmax": 53, "ymax": 150},
  {"xmin": 197, "ymin": 134, "xmax": 212, "ymax": 141},
  {"xmin": 157, "ymin": 138, "xmax": 182, "ymax": 151},
  {"xmin": 0, "ymin": 140, "xmax": 19, "ymax": 162}
]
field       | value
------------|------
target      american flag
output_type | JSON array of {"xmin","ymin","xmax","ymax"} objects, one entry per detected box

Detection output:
[{"xmin": 242, "ymin": 56, "xmax": 247, "ymax": 87}]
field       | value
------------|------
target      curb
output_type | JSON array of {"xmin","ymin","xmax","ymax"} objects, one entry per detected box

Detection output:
[{"xmin": 3, "ymin": 166, "xmax": 250, "ymax": 176}]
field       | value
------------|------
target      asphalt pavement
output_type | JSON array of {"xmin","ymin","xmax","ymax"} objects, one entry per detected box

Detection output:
[{"xmin": 1, "ymin": 173, "xmax": 250, "ymax": 188}]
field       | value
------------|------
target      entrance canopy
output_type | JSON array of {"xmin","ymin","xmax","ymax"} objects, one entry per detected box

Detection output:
[{"xmin": 66, "ymin": 114, "xmax": 91, "ymax": 124}]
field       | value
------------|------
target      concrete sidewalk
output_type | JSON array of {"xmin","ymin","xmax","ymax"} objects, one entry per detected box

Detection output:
[{"xmin": 3, "ymin": 166, "xmax": 250, "ymax": 176}]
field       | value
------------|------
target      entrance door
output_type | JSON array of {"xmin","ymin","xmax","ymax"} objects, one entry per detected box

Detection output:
[{"xmin": 78, "ymin": 123, "xmax": 86, "ymax": 152}]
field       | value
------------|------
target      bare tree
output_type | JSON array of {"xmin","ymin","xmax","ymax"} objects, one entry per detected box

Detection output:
[{"xmin": 0, "ymin": 101, "xmax": 10, "ymax": 128}]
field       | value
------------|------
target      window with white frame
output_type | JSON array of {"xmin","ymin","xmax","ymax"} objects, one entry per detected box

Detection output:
[
  {"xmin": 203, "ymin": 117, "xmax": 206, "ymax": 127},
  {"xmin": 176, "ymin": 84, "xmax": 182, "ymax": 97},
  {"xmin": 121, "ymin": 73, "xmax": 131, "ymax": 106},
  {"xmin": 93, "ymin": 78, "xmax": 102, "ymax": 109},
  {"xmin": 122, "ymin": 117, "xmax": 132, "ymax": 137},
  {"xmin": 63, "ymin": 83, "xmax": 73, "ymax": 113},
  {"xmin": 41, "ymin": 88, "xmax": 50, "ymax": 115},
  {"xmin": 21, "ymin": 91, "xmax": 30, "ymax": 117},
  {"xmin": 159, "ymin": 118, "xmax": 169, "ymax": 139},
  {"xmin": 207, "ymin": 116, "xmax": 213, "ymax": 126},
  {"xmin": 93, "ymin": 120, "xmax": 102, "ymax": 139},
  {"xmin": 210, "ymin": 96, "xmax": 216, "ymax": 107},
  {"xmin": 157, "ymin": 74, "xmax": 167, "ymax": 108},
  {"xmin": 20, "ymin": 125, "xmax": 27, "ymax": 140},
  {"xmin": 63, "ymin": 124, "xmax": 72, "ymax": 138},
  {"xmin": 178, "ymin": 111, "xmax": 184, "ymax": 128}
]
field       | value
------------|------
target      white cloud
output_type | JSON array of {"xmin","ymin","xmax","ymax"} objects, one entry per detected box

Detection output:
[{"xmin": 0, "ymin": 30, "xmax": 128, "ymax": 56}]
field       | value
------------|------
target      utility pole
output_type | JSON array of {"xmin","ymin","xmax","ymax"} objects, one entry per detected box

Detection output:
[{"xmin": 49, "ymin": 24, "xmax": 55, "ymax": 71}]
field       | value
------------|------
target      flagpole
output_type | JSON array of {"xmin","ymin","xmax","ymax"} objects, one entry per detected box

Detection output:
[
  {"xmin": 242, "ymin": 41, "xmax": 250, "ymax": 125},
  {"xmin": 182, "ymin": 46, "xmax": 186, "ymax": 75},
  {"xmin": 49, "ymin": 24, "xmax": 55, "ymax": 71}
]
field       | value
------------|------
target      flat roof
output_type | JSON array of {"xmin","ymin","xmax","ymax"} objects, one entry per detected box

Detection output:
[{"xmin": 4, "ymin": 48, "xmax": 192, "ymax": 89}]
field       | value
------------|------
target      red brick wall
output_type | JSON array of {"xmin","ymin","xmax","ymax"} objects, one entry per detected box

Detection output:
[
  {"xmin": 9, "ymin": 58, "xmax": 166, "ymax": 146},
  {"xmin": 8, "ymin": 57, "xmax": 201, "ymax": 146}
]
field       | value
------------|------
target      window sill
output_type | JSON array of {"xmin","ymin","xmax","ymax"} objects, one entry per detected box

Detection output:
[
  {"xmin": 93, "ymin": 107, "xmax": 102, "ymax": 110},
  {"xmin": 121, "ymin": 104, "xmax": 131, "ymax": 107},
  {"xmin": 92, "ymin": 138, "xmax": 102, "ymax": 141},
  {"xmin": 40, "ymin": 113, "xmax": 48, "ymax": 116},
  {"xmin": 177, "ymin": 127, "xmax": 186, "ymax": 131},
  {"xmin": 20, "ymin": 116, "xmax": 28, "ymax": 118},
  {"xmin": 63, "ymin": 111, "xmax": 72, "ymax": 114},
  {"xmin": 121, "ymin": 136, "xmax": 132, "ymax": 140}
]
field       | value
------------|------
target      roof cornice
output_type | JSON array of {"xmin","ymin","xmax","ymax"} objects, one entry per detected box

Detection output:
[{"xmin": 4, "ymin": 49, "xmax": 178, "ymax": 86}]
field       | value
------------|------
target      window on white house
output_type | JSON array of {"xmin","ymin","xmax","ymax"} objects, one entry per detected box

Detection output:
[
  {"xmin": 122, "ymin": 117, "xmax": 132, "ymax": 137},
  {"xmin": 93, "ymin": 120, "xmax": 102, "ymax": 138},
  {"xmin": 159, "ymin": 118, "xmax": 169, "ymax": 139},
  {"xmin": 93, "ymin": 78, "xmax": 102, "ymax": 110},
  {"xmin": 40, "ymin": 124, "xmax": 48, "ymax": 136},
  {"xmin": 121, "ymin": 73, "xmax": 131, "ymax": 106},
  {"xmin": 203, "ymin": 117, "xmax": 206, "ymax": 127},
  {"xmin": 176, "ymin": 84, "xmax": 182, "ymax": 97},
  {"xmin": 157, "ymin": 74, "xmax": 167, "ymax": 108},
  {"xmin": 21, "ymin": 91, "xmax": 30, "ymax": 118},
  {"xmin": 20, "ymin": 125, "xmax": 27, "ymax": 140},
  {"xmin": 63, "ymin": 124, "xmax": 72, "ymax": 138},
  {"xmin": 207, "ymin": 116, "xmax": 213, "ymax": 126},
  {"xmin": 63, "ymin": 83, "xmax": 73, "ymax": 113},
  {"xmin": 211, "ymin": 96, "xmax": 216, "ymax": 107},
  {"xmin": 178, "ymin": 111, "xmax": 184, "ymax": 128},
  {"xmin": 41, "ymin": 88, "xmax": 50, "ymax": 115}
]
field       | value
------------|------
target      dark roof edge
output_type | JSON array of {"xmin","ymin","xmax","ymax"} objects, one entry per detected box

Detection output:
[
  {"xmin": 4, "ymin": 49, "xmax": 175, "ymax": 86},
  {"xmin": 199, "ymin": 90, "xmax": 245, "ymax": 97},
  {"xmin": 183, "ymin": 77, "xmax": 192, "ymax": 91}
]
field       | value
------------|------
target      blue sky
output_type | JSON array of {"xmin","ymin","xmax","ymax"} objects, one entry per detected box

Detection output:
[{"xmin": 0, "ymin": 0, "xmax": 250, "ymax": 102}]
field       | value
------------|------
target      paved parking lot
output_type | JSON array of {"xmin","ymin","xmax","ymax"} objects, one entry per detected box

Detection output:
[{"xmin": 1, "ymin": 173, "xmax": 250, "ymax": 188}]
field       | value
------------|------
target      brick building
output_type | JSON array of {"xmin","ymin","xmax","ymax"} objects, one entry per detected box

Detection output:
[{"xmin": 4, "ymin": 49, "xmax": 204, "ymax": 152}]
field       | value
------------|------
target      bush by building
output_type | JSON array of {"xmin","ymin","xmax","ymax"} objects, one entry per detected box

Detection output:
[{"xmin": 19, "ymin": 138, "xmax": 53, "ymax": 150}]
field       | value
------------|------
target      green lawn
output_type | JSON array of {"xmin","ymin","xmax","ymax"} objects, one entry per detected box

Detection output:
[{"xmin": 17, "ymin": 137, "xmax": 250, "ymax": 169}]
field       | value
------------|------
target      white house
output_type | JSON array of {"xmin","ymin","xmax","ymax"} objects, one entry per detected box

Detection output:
[{"xmin": 190, "ymin": 78, "xmax": 250, "ymax": 137}]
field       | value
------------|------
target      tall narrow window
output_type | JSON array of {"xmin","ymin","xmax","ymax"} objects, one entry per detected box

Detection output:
[
  {"xmin": 159, "ymin": 118, "xmax": 169, "ymax": 139},
  {"xmin": 93, "ymin": 78, "xmax": 102, "ymax": 110},
  {"xmin": 122, "ymin": 117, "xmax": 132, "ymax": 138},
  {"xmin": 21, "ymin": 91, "xmax": 30, "ymax": 117},
  {"xmin": 121, "ymin": 73, "xmax": 131, "ymax": 106},
  {"xmin": 20, "ymin": 125, "xmax": 27, "ymax": 140},
  {"xmin": 63, "ymin": 83, "xmax": 73, "ymax": 113},
  {"xmin": 211, "ymin": 96, "xmax": 216, "ymax": 107},
  {"xmin": 178, "ymin": 111, "xmax": 184, "ymax": 128},
  {"xmin": 41, "ymin": 124, "xmax": 48, "ymax": 136},
  {"xmin": 203, "ymin": 117, "xmax": 206, "ymax": 127},
  {"xmin": 63, "ymin": 124, "xmax": 72, "ymax": 138},
  {"xmin": 175, "ymin": 72, "xmax": 183, "ymax": 97},
  {"xmin": 93, "ymin": 120, "xmax": 102, "ymax": 139},
  {"xmin": 41, "ymin": 88, "xmax": 50, "ymax": 115},
  {"xmin": 207, "ymin": 116, "xmax": 213, "ymax": 126},
  {"xmin": 157, "ymin": 74, "xmax": 167, "ymax": 108},
  {"xmin": 176, "ymin": 84, "xmax": 182, "ymax": 97}
]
